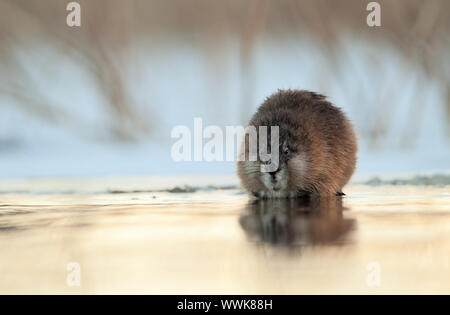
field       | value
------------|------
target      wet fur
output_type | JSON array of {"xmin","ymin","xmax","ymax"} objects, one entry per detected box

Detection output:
[{"xmin": 237, "ymin": 89, "xmax": 358, "ymax": 198}]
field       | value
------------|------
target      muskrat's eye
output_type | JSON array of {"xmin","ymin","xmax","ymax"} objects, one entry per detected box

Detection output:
[{"xmin": 283, "ymin": 147, "xmax": 290, "ymax": 155}]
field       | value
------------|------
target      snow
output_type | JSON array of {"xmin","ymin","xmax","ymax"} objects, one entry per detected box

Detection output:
[{"xmin": 1, "ymin": 35, "xmax": 449, "ymax": 180}]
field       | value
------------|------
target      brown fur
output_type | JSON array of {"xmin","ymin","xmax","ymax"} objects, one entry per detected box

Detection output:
[{"xmin": 237, "ymin": 89, "xmax": 358, "ymax": 198}]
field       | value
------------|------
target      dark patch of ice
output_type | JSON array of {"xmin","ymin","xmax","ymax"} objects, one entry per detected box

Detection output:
[{"xmin": 168, "ymin": 186, "xmax": 197, "ymax": 193}]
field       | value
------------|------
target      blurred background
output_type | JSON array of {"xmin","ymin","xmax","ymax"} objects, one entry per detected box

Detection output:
[{"xmin": 0, "ymin": 0, "xmax": 449, "ymax": 179}]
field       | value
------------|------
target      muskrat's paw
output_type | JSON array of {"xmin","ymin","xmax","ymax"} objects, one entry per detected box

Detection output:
[
  {"xmin": 295, "ymin": 190, "xmax": 310, "ymax": 198},
  {"xmin": 251, "ymin": 191, "xmax": 267, "ymax": 199}
]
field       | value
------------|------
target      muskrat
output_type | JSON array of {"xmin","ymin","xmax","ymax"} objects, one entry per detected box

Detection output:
[{"xmin": 237, "ymin": 89, "xmax": 357, "ymax": 199}]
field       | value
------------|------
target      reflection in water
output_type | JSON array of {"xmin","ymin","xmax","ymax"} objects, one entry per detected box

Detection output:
[
  {"xmin": 2, "ymin": 184, "xmax": 450, "ymax": 294},
  {"xmin": 239, "ymin": 197, "xmax": 356, "ymax": 247}
]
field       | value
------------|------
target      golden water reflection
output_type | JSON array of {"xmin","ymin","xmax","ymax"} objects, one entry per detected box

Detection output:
[
  {"xmin": 240, "ymin": 197, "xmax": 355, "ymax": 247},
  {"xmin": 0, "ymin": 182, "xmax": 450, "ymax": 294}
]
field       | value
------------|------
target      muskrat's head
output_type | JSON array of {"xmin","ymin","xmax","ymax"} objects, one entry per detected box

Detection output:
[
  {"xmin": 259, "ymin": 125, "xmax": 306, "ymax": 192},
  {"xmin": 259, "ymin": 142, "xmax": 290, "ymax": 192},
  {"xmin": 239, "ymin": 122, "xmax": 311, "ymax": 196}
]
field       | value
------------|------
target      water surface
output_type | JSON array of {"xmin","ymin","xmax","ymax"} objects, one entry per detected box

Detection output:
[{"xmin": 0, "ymin": 178, "xmax": 449, "ymax": 294}]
